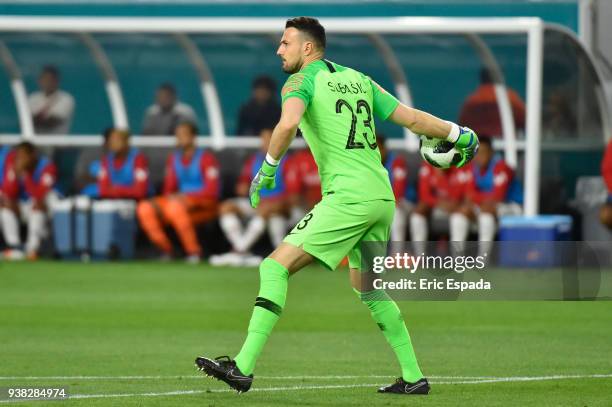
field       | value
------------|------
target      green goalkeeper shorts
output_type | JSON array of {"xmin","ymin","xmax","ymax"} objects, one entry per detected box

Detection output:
[{"xmin": 283, "ymin": 197, "xmax": 395, "ymax": 270}]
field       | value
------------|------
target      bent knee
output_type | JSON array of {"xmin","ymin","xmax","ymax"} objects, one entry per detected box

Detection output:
[
  {"xmin": 164, "ymin": 199, "xmax": 189, "ymax": 217},
  {"xmin": 413, "ymin": 202, "xmax": 430, "ymax": 216},
  {"xmin": 456, "ymin": 204, "xmax": 472, "ymax": 217},
  {"xmin": 479, "ymin": 200, "xmax": 497, "ymax": 215},
  {"xmin": 600, "ymin": 204, "xmax": 612, "ymax": 227},
  {"xmin": 137, "ymin": 201, "xmax": 155, "ymax": 218},
  {"xmin": 219, "ymin": 201, "xmax": 239, "ymax": 215}
]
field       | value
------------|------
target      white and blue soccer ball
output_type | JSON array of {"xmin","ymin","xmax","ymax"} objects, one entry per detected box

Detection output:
[{"xmin": 418, "ymin": 135, "xmax": 462, "ymax": 169}]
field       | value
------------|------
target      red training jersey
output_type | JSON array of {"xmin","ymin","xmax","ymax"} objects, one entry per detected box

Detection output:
[
  {"xmin": 163, "ymin": 149, "xmax": 220, "ymax": 200},
  {"xmin": 418, "ymin": 163, "xmax": 467, "ymax": 207},
  {"xmin": 98, "ymin": 151, "xmax": 150, "ymax": 200},
  {"xmin": 3, "ymin": 157, "xmax": 56, "ymax": 201},
  {"xmin": 459, "ymin": 84, "xmax": 526, "ymax": 138},
  {"xmin": 465, "ymin": 159, "xmax": 514, "ymax": 204},
  {"xmin": 286, "ymin": 149, "xmax": 321, "ymax": 207},
  {"xmin": 602, "ymin": 139, "xmax": 612, "ymax": 193}
]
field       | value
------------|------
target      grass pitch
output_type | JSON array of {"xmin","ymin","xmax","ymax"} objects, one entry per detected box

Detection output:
[{"xmin": 1, "ymin": 261, "xmax": 611, "ymax": 406}]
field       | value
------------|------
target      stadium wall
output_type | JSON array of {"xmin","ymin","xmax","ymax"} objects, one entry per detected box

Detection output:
[
  {"xmin": 0, "ymin": 0, "xmax": 580, "ymax": 30},
  {"xmin": 0, "ymin": 2, "xmax": 602, "ymax": 205},
  {"xmin": 0, "ymin": 0, "xmax": 582, "ymax": 138}
]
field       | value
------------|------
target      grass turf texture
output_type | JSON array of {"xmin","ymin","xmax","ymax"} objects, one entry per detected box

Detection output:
[{"xmin": 1, "ymin": 261, "xmax": 611, "ymax": 406}]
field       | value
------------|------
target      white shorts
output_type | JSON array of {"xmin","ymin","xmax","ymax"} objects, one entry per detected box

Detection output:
[
  {"xmin": 19, "ymin": 191, "xmax": 60, "ymax": 221},
  {"xmin": 473, "ymin": 202, "xmax": 523, "ymax": 217},
  {"xmin": 397, "ymin": 199, "xmax": 414, "ymax": 216},
  {"xmin": 229, "ymin": 197, "xmax": 256, "ymax": 217},
  {"xmin": 431, "ymin": 206, "xmax": 452, "ymax": 221}
]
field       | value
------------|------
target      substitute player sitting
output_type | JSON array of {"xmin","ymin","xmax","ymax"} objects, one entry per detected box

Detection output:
[
  {"xmin": 600, "ymin": 137, "xmax": 612, "ymax": 228},
  {"xmin": 451, "ymin": 137, "xmax": 522, "ymax": 253},
  {"xmin": 1, "ymin": 142, "xmax": 57, "ymax": 260},
  {"xmin": 0, "ymin": 145, "xmax": 15, "ymax": 242},
  {"xmin": 410, "ymin": 162, "xmax": 469, "ymax": 254},
  {"xmin": 0, "ymin": 144, "xmax": 15, "ymax": 198},
  {"xmin": 137, "ymin": 123, "xmax": 219, "ymax": 263},
  {"xmin": 98, "ymin": 129, "xmax": 150, "ymax": 200},
  {"xmin": 211, "ymin": 128, "xmax": 291, "ymax": 267},
  {"xmin": 195, "ymin": 17, "xmax": 478, "ymax": 395}
]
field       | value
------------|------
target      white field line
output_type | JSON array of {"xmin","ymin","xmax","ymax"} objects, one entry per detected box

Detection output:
[
  {"xmin": 449, "ymin": 373, "xmax": 612, "ymax": 384},
  {"xmin": 0, "ymin": 375, "xmax": 499, "ymax": 380},
  {"xmin": 0, "ymin": 374, "xmax": 610, "ymax": 403},
  {"xmin": 0, "ymin": 384, "xmax": 384, "ymax": 403}
]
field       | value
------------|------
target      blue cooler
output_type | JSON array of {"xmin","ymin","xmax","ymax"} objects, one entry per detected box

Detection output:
[
  {"xmin": 51, "ymin": 196, "xmax": 93, "ymax": 259},
  {"xmin": 74, "ymin": 196, "xmax": 92, "ymax": 254},
  {"xmin": 498, "ymin": 215, "xmax": 573, "ymax": 267},
  {"xmin": 51, "ymin": 199, "xmax": 75, "ymax": 259},
  {"xmin": 91, "ymin": 200, "xmax": 136, "ymax": 260}
]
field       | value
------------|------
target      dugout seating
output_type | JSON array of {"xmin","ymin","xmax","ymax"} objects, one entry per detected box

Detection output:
[
  {"xmin": 66, "ymin": 146, "xmax": 270, "ymax": 258},
  {"xmin": 0, "ymin": 145, "xmax": 598, "ymax": 258}
]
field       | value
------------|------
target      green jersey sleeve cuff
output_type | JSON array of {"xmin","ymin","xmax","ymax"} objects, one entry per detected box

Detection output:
[
  {"xmin": 282, "ymin": 92, "xmax": 310, "ymax": 106},
  {"xmin": 281, "ymin": 72, "xmax": 314, "ymax": 107},
  {"xmin": 369, "ymin": 77, "xmax": 400, "ymax": 120},
  {"xmin": 375, "ymin": 95, "xmax": 400, "ymax": 121}
]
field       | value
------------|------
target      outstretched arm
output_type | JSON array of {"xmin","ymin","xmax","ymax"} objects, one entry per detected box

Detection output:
[
  {"xmin": 392, "ymin": 103, "xmax": 479, "ymax": 167},
  {"xmin": 370, "ymin": 77, "xmax": 478, "ymax": 167},
  {"xmin": 387, "ymin": 104, "xmax": 453, "ymax": 140},
  {"xmin": 388, "ymin": 103, "xmax": 479, "ymax": 168}
]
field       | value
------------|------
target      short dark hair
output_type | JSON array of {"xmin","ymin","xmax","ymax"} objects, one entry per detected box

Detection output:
[
  {"xmin": 15, "ymin": 141, "xmax": 36, "ymax": 155},
  {"xmin": 41, "ymin": 65, "xmax": 59, "ymax": 79},
  {"xmin": 177, "ymin": 121, "xmax": 198, "ymax": 135},
  {"xmin": 158, "ymin": 82, "xmax": 176, "ymax": 95},
  {"xmin": 252, "ymin": 75, "xmax": 276, "ymax": 92},
  {"xmin": 479, "ymin": 68, "xmax": 493, "ymax": 85},
  {"xmin": 102, "ymin": 127, "xmax": 114, "ymax": 142},
  {"xmin": 479, "ymin": 136, "xmax": 492, "ymax": 148},
  {"xmin": 285, "ymin": 17, "xmax": 326, "ymax": 50},
  {"xmin": 112, "ymin": 129, "xmax": 131, "ymax": 139}
]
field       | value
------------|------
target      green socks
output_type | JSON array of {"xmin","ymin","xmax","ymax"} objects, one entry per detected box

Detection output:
[
  {"xmin": 356, "ymin": 289, "xmax": 424, "ymax": 383},
  {"xmin": 232, "ymin": 258, "xmax": 421, "ymax": 381},
  {"xmin": 234, "ymin": 258, "xmax": 289, "ymax": 375}
]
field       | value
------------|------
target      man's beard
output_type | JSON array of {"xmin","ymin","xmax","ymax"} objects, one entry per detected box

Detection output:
[{"xmin": 282, "ymin": 58, "xmax": 302, "ymax": 74}]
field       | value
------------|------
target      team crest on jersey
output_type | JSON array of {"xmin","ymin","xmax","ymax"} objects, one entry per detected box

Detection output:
[{"xmin": 282, "ymin": 73, "xmax": 305, "ymax": 96}]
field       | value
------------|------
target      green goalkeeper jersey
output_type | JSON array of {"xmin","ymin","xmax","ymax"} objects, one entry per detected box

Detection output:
[{"xmin": 281, "ymin": 59, "xmax": 399, "ymax": 204}]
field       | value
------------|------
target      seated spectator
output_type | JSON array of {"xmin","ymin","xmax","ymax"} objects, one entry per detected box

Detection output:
[
  {"xmin": 0, "ymin": 145, "xmax": 15, "ymax": 237},
  {"xmin": 141, "ymin": 83, "xmax": 197, "ymax": 135},
  {"xmin": 80, "ymin": 127, "xmax": 112, "ymax": 198},
  {"xmin": 458, "ymin": 68, "xmax": 525, "ymax": 138},
  {"xmin": 452, "ymin": 137, "xmax": 522, "ymax": 254},
  {"xmin": 410, "ymin": 163, "xmax": 469, "ymax": 254},
  {"xmin": 211, "ymin": 128, "xmax": 290, "ymax": 266},
  {"xmin": 600, "ymin": 137, "xmax": 612, "ymax": 228},
  {"xmin": 28, "ymin": 65, "xmax": 75, "ymax": 135},
  {"xmin": 377, "ymin": 135, "xmax": 410, "ymax": 243},
  {"xmin": 137, "ymin": 123, "xmax": 219, "ymax": 263},
  {"xmin": 236, "ymin": 75, "xmax": 281, "ymax": 136},
  {"xmin": 0, "ymin": 144, "xmax": 15, "ymax": 192},
  {"xmin": 543, "ymin": 89, "xmax": 577, "ymax": 139},
  {"xmin": 97, "ymin": 129, "xmax": 150, "ymax": 200},
  {"xmin": 1, "ymin": 142, "xmax": 57, "ymax": 260},
  {"xmin": 286, "ymin": 147, "xmax": 321, "ymax": 226}
]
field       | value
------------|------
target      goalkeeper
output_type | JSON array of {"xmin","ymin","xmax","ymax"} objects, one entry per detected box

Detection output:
[{"xmin": 196, "ymin": 16, "xmax": 478, "ymax": 395}]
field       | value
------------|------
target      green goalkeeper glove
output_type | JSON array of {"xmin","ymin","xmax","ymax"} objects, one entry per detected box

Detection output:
[
  {"xmin": 249, "ymin": 155, "xmax": 278, "ymax": 208},
  {"xmin": 447, "ymin": 123, "xmax": 479, "ymax": 168}
]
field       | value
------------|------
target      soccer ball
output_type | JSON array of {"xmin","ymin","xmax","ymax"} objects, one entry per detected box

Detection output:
[{"xmin": 418, "ymin": 135, "xmax": 462, "ymax": 169}]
